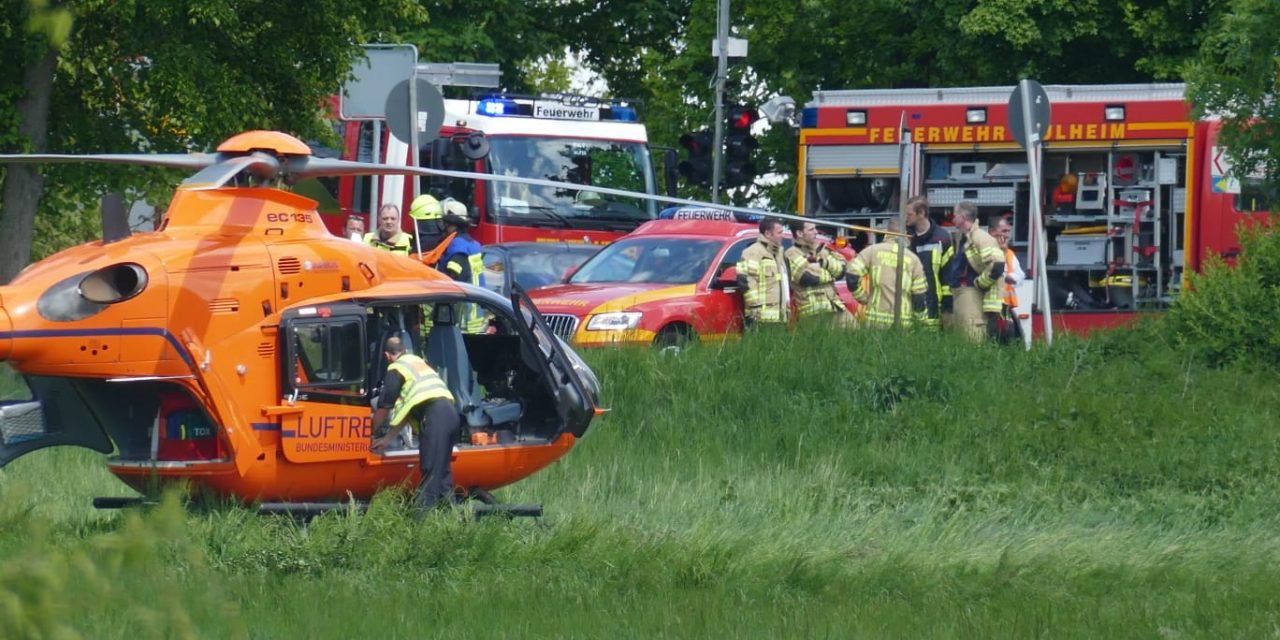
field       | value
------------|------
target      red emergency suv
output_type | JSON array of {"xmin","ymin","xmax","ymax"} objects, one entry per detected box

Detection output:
[{"xmin": 528, "ymin": 219, "xmax": 855, "ymax": 348}]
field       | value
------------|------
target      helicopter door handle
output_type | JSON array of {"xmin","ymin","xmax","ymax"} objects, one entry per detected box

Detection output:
[{"xmin": 263, "ymin": 405, "xmax": 304, "ymax": 417}]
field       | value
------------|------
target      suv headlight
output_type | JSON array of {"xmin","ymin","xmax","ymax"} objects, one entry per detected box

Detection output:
[{"xmin": 586, "ymin": 311, "xmax": 643, "ymax": 331}]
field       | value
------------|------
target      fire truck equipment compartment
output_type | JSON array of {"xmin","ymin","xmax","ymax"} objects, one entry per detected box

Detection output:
[{"xmin": 1055, "ymin": 235, "xmax": 1108, "ymax": 265}]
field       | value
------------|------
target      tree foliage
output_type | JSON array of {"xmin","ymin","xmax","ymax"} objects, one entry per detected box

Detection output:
[
  {"xmin": 0, "ymin": 0, "xmax": 425, "ymax": 280},
  {"xmin": 1185, "ymin": 0, "xmax": 1280, "ymax": 192},
  {"xmin": 1166, "ymin": 215, "xmax": 1280, "ymax": 369},
  {"xmin": 391, "ymin": 0, "xmax": 570, "ymax": 94},
  {"xmin": 560, "ymin": 0, "xmax": 1235, "ymax": 208}
]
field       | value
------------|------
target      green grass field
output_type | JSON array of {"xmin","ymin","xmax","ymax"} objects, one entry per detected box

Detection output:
[{"xmin": 3, "ymin": 322, "xmax": 1280, "ymax": 638}]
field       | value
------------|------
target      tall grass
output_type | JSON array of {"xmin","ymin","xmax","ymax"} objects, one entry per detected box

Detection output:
[{"xmin": 3, "ymin": 325, "xmax": 1280, "ymax": 637}]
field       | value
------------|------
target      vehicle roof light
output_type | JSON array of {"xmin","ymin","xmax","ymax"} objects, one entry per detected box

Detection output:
[
  {"xmin": 1104, "ymin": 105, "xmax": 1126, "ymax": 121},
  {"xmin": 800, "ymin": 107, "xmax": 818, "ymax": 128},
  {"xmin": 604, "ymin": 105, "xmax": 638, "ymax": 121},
  {"xmin": 478, "ymin": 93, "xmax": 642, "ymax": 122},
  {"xmin": 479, "ymin": 98, "xmax": 519, "ymax": 116},
  {"xmin": 966, "ymin": 107, "xmax": 987, "ymax": 124},
  {"xmin": 846, "ymin": 110, "xmax": 867, "ymax": 126}
]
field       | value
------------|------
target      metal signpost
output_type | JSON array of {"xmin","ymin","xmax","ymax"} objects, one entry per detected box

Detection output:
[
  {"xmin": 710, "ymin": 0, "xmax": 730, "ymax": 203},
  {"xmin": 342, "ymin": 45, "xmax": 418, "ymax": 216},
  {"xmin": 1008, "ymin": 79, "xmax": 1053, "ymax": 346},
  {"xmin": 893, "ymin": 111, "xmax": 911, "ymax": 327}
]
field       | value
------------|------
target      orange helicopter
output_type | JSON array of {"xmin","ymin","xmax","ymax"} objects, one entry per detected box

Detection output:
[
  {"xmin": 0, "ymin": 130, "xmax": 885, "ymax": 514},
  {"xmin": 0, "ymin": 130, "xmax": 606, "ymax": 514}
]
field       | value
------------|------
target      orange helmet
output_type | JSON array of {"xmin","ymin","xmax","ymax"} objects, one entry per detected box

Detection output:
[{"xmin": 1058, "ymin": 174, "xmax": 1079, "ymax": 195}]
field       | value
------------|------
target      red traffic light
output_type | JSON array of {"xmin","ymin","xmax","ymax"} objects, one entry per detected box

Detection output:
[{"xmin": 728, "ymin": 105, "xmax": 759, "ymax": 131}]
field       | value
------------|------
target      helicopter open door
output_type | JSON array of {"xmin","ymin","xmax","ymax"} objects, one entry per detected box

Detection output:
[
  {"xmin": 276, "ymin": 304, "xmax": 372, "ymax": 467},
  {"xmin": 510, "ymin": 286, "xmax": 600, "ymax": 438},
  {"xmin": 0, "ymin": 373, "xmax": 124, "ymax": 468}
]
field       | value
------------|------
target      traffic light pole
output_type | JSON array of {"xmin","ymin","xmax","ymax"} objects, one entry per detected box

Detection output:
[{"xmin": 710, "ymin": 0, "xmax": 729, "ymax": 203}]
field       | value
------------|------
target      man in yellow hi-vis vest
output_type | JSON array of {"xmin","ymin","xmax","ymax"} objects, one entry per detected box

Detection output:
[
  {"xmin": 371, "ymin": 335, "xmax": 460, "ymax": 508},
  {"xmin": 364, "ymin": 204, "xmax": 413, "ymax": 255}
]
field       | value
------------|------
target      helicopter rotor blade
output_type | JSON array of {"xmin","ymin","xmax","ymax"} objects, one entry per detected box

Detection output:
[
  {"xmin": 1, "ymin": 149, "xmax": 901, "ymax": 237},
  {"xmin": 284, "ymin": 157, "xmax": 897, "ymax": 236},
  {"xmin": 100, "ymin": 192, "xmax": 131, "ymax": 244},
  {"xmin": 0, "ymin": 153, "xmax": 215, "ymax": 171}
]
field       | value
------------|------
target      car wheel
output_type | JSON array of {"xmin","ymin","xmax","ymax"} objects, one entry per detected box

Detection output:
[{"xmin": 654, "ymin": 324, "xmax": 695, "ymax": 353}]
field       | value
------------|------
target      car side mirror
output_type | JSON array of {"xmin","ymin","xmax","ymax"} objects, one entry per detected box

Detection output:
[{"xmin": 711, "ymin": 265, "xmax": 739, "ymax": 290}]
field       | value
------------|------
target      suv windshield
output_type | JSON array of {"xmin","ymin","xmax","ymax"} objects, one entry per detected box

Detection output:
[
  {"xmin": 488, "ymin": 137, "xmax": 658, "ymax": 231},
  {"xmin": 569, "ymin": 237, "xmax": 723, "ymax": 285}
]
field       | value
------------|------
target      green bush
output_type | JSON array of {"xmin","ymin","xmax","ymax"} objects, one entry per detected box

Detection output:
[{"xmin": 1166, "ymin": 216, "xmax": 1280, "ymax": 368}]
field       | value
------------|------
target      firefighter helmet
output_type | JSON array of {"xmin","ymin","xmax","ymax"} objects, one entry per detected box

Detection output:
[
  {"xmin": 409, "ymin": 194, "xmax": 442, "ymax": 220},
  {"xmin": 441, "ymin": 198, "xmax": 471, "ymax": 227}
]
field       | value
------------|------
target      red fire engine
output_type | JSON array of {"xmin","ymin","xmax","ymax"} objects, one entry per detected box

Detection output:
[
  {"xmin": 797, "ymin": 83, "xmax": 1272, "ymax": 334},
  {"xmin": 315, "ymin": 93, "xmax": 673, "ymax": 247}
]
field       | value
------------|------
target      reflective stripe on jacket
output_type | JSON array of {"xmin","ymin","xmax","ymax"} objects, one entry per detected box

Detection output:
[
  {"xmin": 848, "ymin": 240, "xmax": 928, "ymax": 327},
  {"xmin": 387, "ymin": 354, "xmax": 454, "ymax": 428}
]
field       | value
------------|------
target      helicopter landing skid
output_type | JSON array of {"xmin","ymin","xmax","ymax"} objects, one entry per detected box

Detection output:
[
  {"xmin": 91, "ymin": 494, "xmax": 543, "ymax": 519},
  {"xmin": 253, "ymin": 498, "xmax": 543, "ymax": 519},
  {"xmin": 467, "ymin": 488, "xmax": 544, "ymax": 518},
  {"xmin": 93, "ymin": 496, "xmax": 155, "ymax": 509}
]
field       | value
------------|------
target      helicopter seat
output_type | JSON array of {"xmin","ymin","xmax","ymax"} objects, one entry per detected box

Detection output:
[{"xmin": 425, "ymin": 305, "xmax": 523, "ymax": 431}]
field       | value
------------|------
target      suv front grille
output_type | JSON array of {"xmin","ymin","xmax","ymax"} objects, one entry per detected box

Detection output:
[{"xmin": 542, "ymin": 314, "xmax": 581, "ymax": 341}]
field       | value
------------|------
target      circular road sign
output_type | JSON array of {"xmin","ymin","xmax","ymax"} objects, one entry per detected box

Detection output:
[
  {"xmin": 1007, "ymin": 80, "xmax": 1051, "ymax": 149},
  {"xmin": 385, "ymin": 78, "xmax": 445, "ymax": 145}
]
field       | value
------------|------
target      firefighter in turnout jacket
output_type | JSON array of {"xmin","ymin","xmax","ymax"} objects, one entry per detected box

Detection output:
[
  {"xmin": 736, "ymin": 218, "xmax": 790, "ymax": 326},
  {"xmin": 904, "ymin": 195, "xmax": 954, "ymax": 328},
  {"xmin": 942, "ymin": 201, "xmax": 1004, "ymax": 342},
  {"xmin": 439, "ymin": 199, "xmax": 488, "ymax": 333},
  {"xmin": 846, "ymin": 220, "xmax": 929, "ymax": 327},
  {"xmin": 784, "ymin": 220, "xmax": 852, "ymax": 323}
]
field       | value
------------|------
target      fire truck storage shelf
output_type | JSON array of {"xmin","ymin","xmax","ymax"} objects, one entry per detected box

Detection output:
[{"xmin": 926, "ymin": 185, "xmax": 1018, "ymax": 207}]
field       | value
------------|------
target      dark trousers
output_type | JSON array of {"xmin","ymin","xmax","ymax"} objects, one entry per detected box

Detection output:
[
  {"xmin": 985, "ymin": 311, "xmax": 1002, "ymax": 342},
  {"xmin": 416, "ymin": 398, "xmax": 461, "ymax": 507}
]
